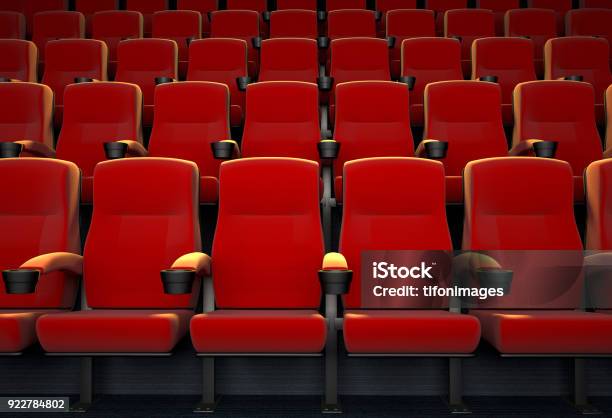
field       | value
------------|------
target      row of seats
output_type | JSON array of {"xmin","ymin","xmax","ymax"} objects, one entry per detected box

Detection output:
[
  {"xmin": 2, "ymin": 155, "xmax": 612, "ymax": 411},
  {"xmin": 1, "ymin": 79, "xmax": 611, "ymax": 205}
]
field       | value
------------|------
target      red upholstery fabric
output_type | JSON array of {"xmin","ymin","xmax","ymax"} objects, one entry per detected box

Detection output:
[
  {"xmin": 241, "ymin": 82, "xmax": 321, "ymax": 161},
  {"xmin": 585, "ymin": 159, "xmax": 612, "ymax": 250},
  {"xmin": 424, "ymin": 81, "xmax": 507, "ymax": 203},
  {"xmin": 177, "ymin": 0, "xmax": 217, "ymax": 36},
  {"xmin": 227, "ymin": 0, "xmax": 266, "ymax": 10},
  {"xmin": 444, "ymin": 9, "xmax": 495, "ymax": 77},
  {"xmin": 0, "ymin": 11, "xmax": 25, "ymax": 39},
  {"xmin": 513, "ymin": 81, "xmax": 603, "ymax": 201},
  {"xmin": 375, "ymin": 0, "xmax": 417, "ymax": 37},
  {"xmin": 476, "ymin": 0, "xmax": 519, "ymax": 35},
  {"xmin": 91, "ymin": 11, "xmax": 142, "ymax": 78},
  {"xmin": 472, "ymin": 37, "xmax": 536, "ymax": 125},
  {"xmin": 125, "ymin": 0, "xmax": 168, "ymax": 36},
  {"xmin": 269, "ymin": 10, "xmax": 317, "ymax": 39},
  {"xmin": 153, "ymin": 11, "xmax": 202, "ymax": 79},
  {"xmin": 37, "ymin": 310, "xmax": 192, "ymax": 352},
  {"xmin": 32, "ymin": 11, "xmax": 84, "ymax": 64},
  {"xmin": 425, "ymin": 0, "xmax": 466, "ymax": 36},
  {"xmin": 333, "ymin": 82, "xmax": 414, "ymax": 203},
  {"xmin": 83, "ymin": 158, "xmax": 201, "ymax": 309},
  {"xmin": 401, "ymin": 38, "xmax": 462, "ymax": 126},
  {"xmin": 545, "ymin": 37, "xmax": 612, "ymax": 125},
  {"xmin": 0, "ymin": 0, "xmax": 67, "ymax": 38},
  {"xmin": 608, "ymin": 86, "xmax": 612, "ymax": 152},
  {"xmin": 211, "ymin": 158, "xmax": 324, "ymax": 308},
  {"xmin": 277, "ymin": 0, "xmax": 317, "ymax": 9},
  {"xmin": 566, "ymin": 9, "xmax": 612, "ymax": 64},
  {"xmin": 527, "ymin": 0, "xmax": 571, "ymax": 35},
  {"xmin": 387, "ymin": 10, "xmax": 436, "ymax": 79},
  {"xmin": 0, "ymin": 82, "xmax": 53, "ymax": 149},
  {"xmin": 210, "ymin": 10, "xmax": 259, "ymax": 77},
  {"xmin": 191, "ymin": 310, "xmax": 326, "ymax": 353},
  {"xmin": 580, "ymin": 0, "xmax": 612, "ymax": 7},
  {"xmin": 505, "ymin": 9, "xmax": 557, "ymax": 77},
  {"xmin": 328, "ymin": 9, "xmax": 376, "ymax": 39},
  {"xmin": 344, "ymin": 310, "xmax": 480, "ymax": 353},
  {"xmin": 148, "ymin": 82, "xmax": 230, "ymax": 204},
  {"xmin": 0, "ymin": 311, "xmax": 62, "ymax": 353},
  {"xmin": 55, "ymin": 82, "xmax": 143, "ymax": 204},
  {"xmin": 115, "ymin": 39, "xmax": 177, "ymax": 127},
  {"xmin": 473, "ymin": 310, "xmax": 612, "ymax": 354},
  {"xmin": 0, "ymin": 40, "xmax": 37, "ymax": 82},
  {"xmin": 259, "ymin": 38, "xmax": 318, "ymax": 83},
  {"xmin": 75, "ymin": 0, "xmax": 118, "ymax": 35},
  {"xmin": 187, "ymin": 39, "xmax": 247, "ymax": 127},
  {"xmin": 327, "ymin": 0, "xmax": 366, "ymax": 10}
]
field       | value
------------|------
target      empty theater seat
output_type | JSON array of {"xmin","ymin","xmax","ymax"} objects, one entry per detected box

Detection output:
[
  {"xmin": 472, "ymin": 37, "xmax": 536, "ymax": 125},
  {"xmin": 0, "ymin": 82, "xmax": 54, "ymax": 156},
  {"xmin": 505, "ymin": 8, "xmax": 557, "ymax": 77},
  {"xmin": 226, "ymin": 0, "xmax": 268, "ymax": 36},
  {"xmin": 55, "ymin": 82, "xmax": 143, "ymax": 204},
  {"xmin": 422, "ymin": 80, "xmax": 508, "ymax": 203},
  {"xmin": 566, "ymin": 9, "xmax": 612, "ymax": 68},
  {"xmin": 327, "ymin": 9, "xmax": 377, "ymax": 39},
  {"xmin": 585, "ymin": 159, "xmax": 612, "ymax": 250},
  {"xmin": 0, "ymin": 0, "xmax": 68, "ymax": 38},
  {"xmin": 333, "ymin": 82, "xmax": 414, "ymax": 203},
  {"xmin": 476, "ymin": 0, "xmax": 519, "ymax": 36},
  {"xmin": 0, "ymin": 40, "xmax": 37, "ymax": 82},
  {"xmin": 152, "ymin": 11, "xmax": 202, "ymax": 79},
  {"xmin": 269, "ymin": 9, "xmax": 317, "ymax": 39},
  {"xmin": 277, "ymin": 0, "xmax": 316, "ymax": 8},
  {"xmin": 125, "ymin": 0, "xmax": 168, "ymax": 37},
  {"xmin": 387, "ymin": 10, "xmax": 436, "ymax": 79},
  {"xmin": 210, "ymin": 10, "xmax": 260, "ymax": 78},
  {"xmin": 444, "ymin": 9, "xmax": 495, "ymax": 77},
  {"xmin": 177, "ymin": 0, "xmax": 217, "ymax": 37},
  {"xmin": 0, "ymin": 158, "xmax": 80, "ymax": 354},
  {"xmin": 75, "ymin": 0, "xmax": 118, "ymax": 35},
  {"xmin": 115, "ymin": 39, "xmax": 177, "ymax": 127},
  {"xmin": 544, "ymin": 37, "xmax": 612, "ymax": 125},
  {"xmin": 32, "ymin": 11, "xmax": 85, "ymax": 69},
  {"xmin": 375, "ymin": 0, "xmax": 417, "ymax": 37},
  {"xmin": 527, "ymin": 0, "xmax": 571, "ymax": 35},
  {"xmin": 401, "ymin": 37, "xmax": 463, "ymax": 126},
  {"xmin": 327, "ymin": 0, "xmax": 366, "ymax": 10},
  {"xmin": 513, "ymin": 81, "xmax": 603, "ymax": 201},
  {"xmin": 0, "ymin": 11, "xmax": 25, "ymax": 39},
  {"xmin": 42, "ymin": 39, "xmax": 108, "ymax": 127},
  {"xmin": 425, "ymin": 0, "xmax": 467, "ymax": 36},
  {"xmin": 187, "ymin": 38, "xmax": 247, "ymax": 128},
  {"xmin": 258, "ymin": 38, "xmax": 319, "ymax": 83}
]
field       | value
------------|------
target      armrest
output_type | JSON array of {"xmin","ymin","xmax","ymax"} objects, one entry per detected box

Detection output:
[
  {"xmin": 415, "ymin": 139, "xmax": 448, "ymax": 159},
  {"xmin": 318, "ymin": 140, "xmax": 340, "ymax": 159},
  {"xmin": 252, "ymin": 36, "xmax": 262, "ymax": 49},
  {"xmin": 118, "ymin": 140, "xmax": 148, "ymax": 157},
  {"xmin": 398, "ymin": 75, "xmax": 416, "ymax": 91},
  {"xmin": 386, "ymin": 36, "xmax": 395, "ymax": 48},
  {"xmin": 319, "ymin": 252, "xmax": 352, "ymax": 295},
  {"xmin": 104, "ymin": 140, "xmax": 148, "ymax": 159},
  {"xmin": 4, "ymin": 252, "xmax": 83, "ymax": 294},
  {"xmin": 170, "ymin": 252, "xmax": 211, "ymax": 277},
  {"xmin": 604, "ymin": 147, "xmax": 612, "ymax": 158},
  {"xmin": 161, "ymin": 252, "xmax": 211, "ymax": 295},
  {"xmin": 211, "ymin": 139, "xmax": 240, "ymax": 160},
  {"xmin": 317, "ymin": 76, "xmax": 333, "ymax": 91},
  {"xmin": 563, "ymin": 75, "xmax": 583, "ymax": 81},
  {"xmin": 155, "ymin": 77, "xmax": 176, "ymax": 85},
  {"xmin": 236, "ymin": 76, "xmax": 252, "ymax": 91},
  {"xmin": 478, "ymin": 75, "xmax": 498, "ymax": 83},
  {"xmin": 509, "ymin": 139, "xmax": 557, "ymax": 158},
  {"xmin": 13, "ymin": 141, "xmax": 56, "ymax": 158},
  {"xmin": 452, "ymin": 252, "xmax": 512, "ymax": 292},
  {"xmin": 317, "ymin": 36, "xmax": 330, "ymax": 49},
  {"xmin": 74, "ymin": 77, "xmax": 97, "ymax": 83},
  {"xmin": 0, "ymin": 77, "xmax": 14, "ymax": 82}
]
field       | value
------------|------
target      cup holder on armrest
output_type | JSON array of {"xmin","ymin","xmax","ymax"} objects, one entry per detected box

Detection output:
[
  {"xmin": 2, "ymin": 269, "xmax": 40, "ymax": 294},
  {"xmin": 476, "ymin": 268, "xmax": 513, "ymax": 294},
  {"xmin": 160, "ymin": 269, "xmax": 196, "ymax": 295},
  {"xmin": 0, "ymin": 142, "xmax": 23, "ymax": 158}
]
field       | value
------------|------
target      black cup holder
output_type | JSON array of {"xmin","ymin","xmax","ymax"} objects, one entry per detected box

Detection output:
[
  {"xmin": 252, "ymin": 37, "xmax": 262, "ymax": 49},
  {"xmin": 387, "ymin": 36, "xmax": 396, "ymax": 48},
  {"xmin": 318, "ymin": 141, "xmax": 340, "ymax": 159},
  {"xmin": 317, "ymin": 10, "xmax": 327, "ymax": 21},
  {"xmin": 479, "ymin": 75, "xmax": 498, "ymax": 83},
  {"xmin": 317, "ymin": 76, "xmax": 333, "ymax": 91},
  {"xmin": 424, "ymin": 141, "xmax": 448, "ymax": 159},
  {"xmin": 103, "ymin": 142, "xmax": 128, "ymax": 159},
  {"xmin": 318, "ymin": 270, "xmax": 353, "ymax": 295},
  {"xmin": 476, "ymin": 268, "xmax": 513, "ymax": 294},
  {"xmin": 74, "ymin": 77, "xmax": 94, "ymax": 84},
  {"xmin": 155, "ymin": 77, "xmax": 174, "ymax": 85},
  {"xmin": 565, "ymin": 75, "xmax": 584, "ymax": 82},
  {"xmin": 262, "ymin": 11, "xmax": 271, "ymax": 22},
  {"xmin": 236, "ymin": 76, "xmax": 251, "ymax": 91},
  {"xmin": 533, "ymin": 140, "xmax": 558, "ymax": 158},
  {"xmin": 211, "ymin": 141, "xmax": 235, "ymax": 159},
  {"xmin": 318, "ymin": 36, "xmax": 330, "ymax": 49},
  {"xmin": 2, "ymin": 269, "xmax": 40, "ymax": 294},
  {"xmin": 398, "ymin": 75, "xmax": 416, "ymax": 91},
  {"xmin": 0, "ymin": 142, "xmax": 23, "ymax": 158},
  {"xmin": 375, "ymin": 11, "xmax": 382, "ymax": 21},
  {"xmin": 0, "ymin": 77, "xmax": 12, "ymax": 82},
  {"xmin": 161, "ymin": 269, "xmax": 196, "ymax": 295},
  {"xmin": 519, "ymin": 35, "xmax": 531, "ymax": 39}
]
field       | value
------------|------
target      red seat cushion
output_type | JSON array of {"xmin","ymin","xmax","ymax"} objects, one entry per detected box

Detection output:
[
  {"xmin": 191, "ymin": 310, "xmax": 326, "ymax": 353},
  {"xmin": 0, "ymin": 311, "xmax": 61, "ymax": 353},
  {"xmin": 37, "ymin": 310, "xmax": 192, "ymax": 353},
  {"xmin": 344, "ymin": 310, "xmax": 480, "ymax": 353},
  {"xmin": 472, "ymin": 310, "xmax": 612, "ymax": 354},
  {"xmin": 201, "ymin": 176, "xmax": 219, "ymax": 203}
]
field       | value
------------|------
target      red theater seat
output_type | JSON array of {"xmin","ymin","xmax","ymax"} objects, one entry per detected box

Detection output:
[
  {"xmin": 580, "ymin": 0, "xmax": 612, "ymax": 6},
  {"xmin": 210, "ymin": 10, "xmax": 260, "ymax": 78},
  {"xmin": 444, "ymin": 9, "xmax": 495, "ymax": 77},
  {"xmin": 472, "ymin": 37, "xmax": 536, "ymax": 125},
  {"xmin": 526, "ymin": 0, "xmax": 571, "ymax": 35},
  {"xmin": 177, "ymin": 0, "xmax": 217, "ymax": 37},
  {"xmin": 327, "ymin": 0, "xmax": 366, "ymax": 10},
  {"xmin": 0, "ymin": 11, "xmax": 25, "ymax": 39},
  {"xmin": 147, "ymin": 82, "xmax": 230, "ymax": 204},
  {"xmin": 375, "ymin": 0, "xmax": 417, "ymax": 37},
  {"xmin": 387, "ymin": 10, "xmax": 436, "ymax": 79},
  {"xmin": 55, "ymin": 82, "xmax": 143, "ymax": 204},
  {"xmin": 425, "ymin": 0, "xmax": 466, "ymax": 36},
  {"xmin": 476, "ymin": 0, "xmax": 519, "ymax": 36},
  {"xmin": 277, "ymin": 0, "xmax": 317, "ymax": 9},
  {"xmin": 125, "ymin": 0, "xmax": 168, "ymax": 37},
  {"xmin": 328, "ymin": 9, "xmax": 377, "ymax": 39},
  {"xmin": 75, "ymin": 0, "xmax": 118, "ymax": 35},
  {"xmin": 512, "ymin": 81, "xmax": 603, "ymax": 201},
  {"xmin": 0, "ymin": 158, "xmax": 80, "ymax": 353},
  {"xmin": 187, "ymin": 38, "xmax": 247, "ymax": 128},
  {"xmin": 32, "ymin": 11, "xmax": 85, "ymax": 67},
  {"xmin": 423, "ymin": 81, "xmax": 507, "ymax": 203},
  {"xmin": 153, "ymin": 11, "xmax": 202, "ymax": 79},
  {"xmin": 42, "ymin": 39, "xmax": 108, "ymax": 127},
  {"xmin": 544, "ymin": 37, "xmax": 612, "ymax": 125},
  {"xmin": 115, "ymin": 39, "xmax": 177, "ymax": 127},
  {"xmin": 607, "ymin": 85, "xmax": 612, "ymax": 155},
  {"xmin": 585, "ymin": 158, "xmax": 612, "ymax": 250},
  {"xmin": 0, "ymin": 0, "xmax": 67, "ymax": 38},
  {"xmin": 269, "ymin": 9, "xmax": 317, "ymax": 39},
  {"xmin": 401, "ymin": 37, "xmax": 462, "ymax": 126},
  {"xmin": 0, "ymin": 40, "xmax": 37, "ymax": 82},
  {"xmin": 258, "ymin": 38, "xmax": 318, "ymax": 83},
  {"xmin": 566, "ymin": 9, "xmax": 612, "ymax": 68},
  {"xmin": 505, "ymin": 9, "xmax": 557, "ymax": 77},
  {"xmin": 332, "ymin": 82, "xmax": 414, "ymax": 203},
  {"xmin": 226, "ymin": 0, "xmax": 268, "ymax": 36}
]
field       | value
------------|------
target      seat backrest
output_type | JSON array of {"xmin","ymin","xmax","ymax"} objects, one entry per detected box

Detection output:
[
  {"xmin": 227, "ymin": 0, "xmax": 266, "ymax": 10},
  {"xmin": 241, "ymin": 81, "xmax": 320, "ymax": 161},
  {"xmin": 327, "ymin": 0, "xmax": 366, "ymax": 10},
  {"xmin": 42, "ymin": 39, "xmax": 108, "ymax": 106},
  {"xmin": 269, "ymin": 9, "xmax": 317, "ymax": 39},
  {"xmin": 328, "ymin": 9, "xmax": 376, "ymax": 39},
  {"xmin": 125, "ymin": 0, "xmax": 168, "ymax": 35},
  {"xmin": 75, "ymin": 0, "xmax": 118, "ymax": 34},
  {"xmin": 32, "ymin": 11, "xmax": 85, "ymax": 61},
  {"xmin": 340, "ymin": 158, "xmax": 452, "ymax": 309},
  {"xmin": 472, "ymin": 37, "xmax": 536, "ymax": 103},
  {"xmin": 210, "ymin": 10, "xmax": 259, "ymax": 39},
  {"xmin": 115, "ymin": 39, "xmax": 177, "ymax": 106},
  {"xmin": 0, "ymin": 39, "xmax": 37, "ymax": 82},
  {"xmin": 330, "ymin": 38, "xmax": 391, "ymax": 84},
  {"xmin": 84, "ymin": 158, "xmax": 201, "ymax": 309},
  {"xmin": 528, "ymin": 0, "xmax": 571, "ymax": 33},
  {"xmin": 387, "ymin": 9, "xmax": 435, "ymax": 37},
  {"xmin": 580, "ymin": 0, "xmax": 612, "ymax": 6},
  {"xmin": 0, "ymin": 82, "xmax": 53, "ymax": 148},
  {"xmin": 212, "ymin": 158, "xmax": 323, "ymax": 309},
  {"xmin": 258, "ymin": 38, "xmax": 318, "ymax": 83},
  {"xmin": 424, "ymin": 80, "xmax": 507, "ymax": 176},
  {"xmin": 426, "ymin": 0, "xmax": 467, "ymax": 34},
  {"xmin": 0, "ymin": 11, "xmax": 25, "ymax": 39},
  {"xmin": 586, "ymin": 159, "xmax": 612, "ymax": 250},
  {"xmin": 277, "ymin": 0, "xmax": 317, "ymax": 8},
  {"xmin": 376, "ymin": 0, "xmax": 417, "ymax": 12},
  {"xmin": 566, "ymin": 9, "xmax": 612, "ymax": 44},
  {"xmin": 445, "ymin": 8, "xmax": 495, "ymax": 38},
  {"xmin": 513, "ymin": 80, "xmax": 603, "ymax": 176},
  {"xmin": 333, "ymin": 81, "xmax": 414, "ymax": 176},
  {"xmin": 148, "ymin": 81, "xmax": 229, "ymax": 181},
  {"xmin": 0, "ymin": 0, "xmax": 67, "ymax": 37},
  {"xmin": 505, "ymin": 8, "xmax": 557, "ymax": 58},
  {"xmin": 56, "ymin": 82, "xmax": 142, "ymax": 178},
  {"xmin": 607, "ymin": 85, "xmax": 612, "ymax": 150},
  {"xmin": 0, "ymin": 158, "xmax": 80, "ymax": 309},
  {"xmin": 177, "ymin": 0, "xmax": 218, "ymax": 13},
  {"xmin": 476, "ymin": 0, "xmax": 519, "ymax": 34},
  {"xmin": 153, "ymin": 10, "xmax": 201, "ymax": 62},
  {"xmin": 91, "ymin": 11, "xmax": 143, "ymax": 63}
]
